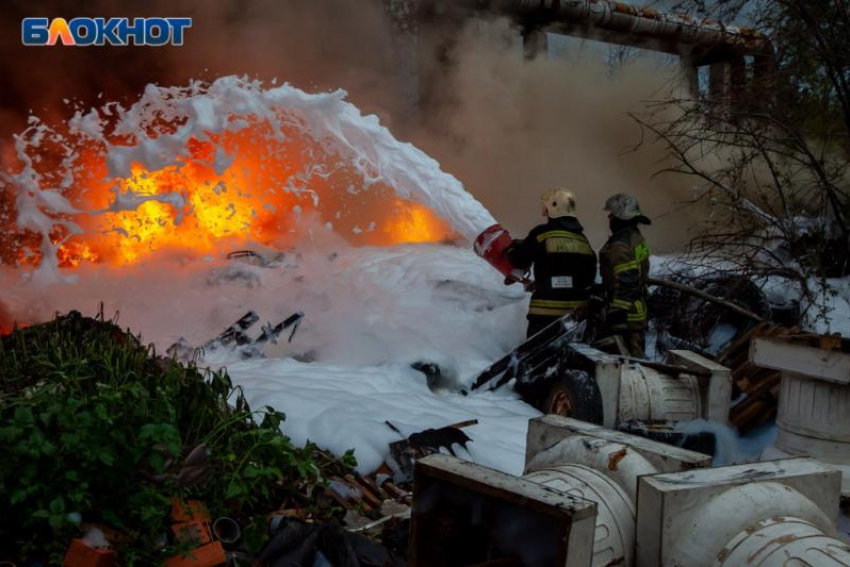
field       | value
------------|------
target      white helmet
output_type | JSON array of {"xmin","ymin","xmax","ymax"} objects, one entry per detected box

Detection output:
[
  {"xmin": 604, "ymin": 193, "xmax": 651, "ymax": 225},
  {"xmin": 541, "ymin": 187, "xmax": 577, "ymax": 219}
]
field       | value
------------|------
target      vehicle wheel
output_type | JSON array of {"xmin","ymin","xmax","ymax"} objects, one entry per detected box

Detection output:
[{"xmin": 542, "ymin": 369, "xmax": 604, "ymax": 424}]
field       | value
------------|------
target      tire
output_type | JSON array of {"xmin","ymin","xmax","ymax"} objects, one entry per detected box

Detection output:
[{"xmin": 542, "ymin": 369, "xmax": 604, "ymax": 425}]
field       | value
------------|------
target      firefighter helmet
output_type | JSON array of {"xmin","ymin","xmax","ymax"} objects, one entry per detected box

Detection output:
[
  {"xmin": 603, "ymin": 193, "xmax": 651, "ymax": 225},
  {"xmin": 541, "ymin": 187, "xmax": 577, "ymax": 219}
]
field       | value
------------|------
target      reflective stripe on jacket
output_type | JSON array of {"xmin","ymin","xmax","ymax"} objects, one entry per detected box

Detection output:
[{"xmin": 506, "ymin": 216, "xmax": 597, "ymax": 318}]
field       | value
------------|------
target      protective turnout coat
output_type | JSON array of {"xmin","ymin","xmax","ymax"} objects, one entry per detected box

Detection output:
[
  {"xmin": 599, "ymin": 225, "xmax": 650, "ymax": 332},
  {"xmin": 506, "ymin": 216, "xmax": 597, "ymax": 318}
]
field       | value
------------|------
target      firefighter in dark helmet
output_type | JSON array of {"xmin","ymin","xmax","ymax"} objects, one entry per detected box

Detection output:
[
  {"xmin": 599, "ymin": 193, "xmax": 651, "ymax": 357},
  {"xmin": 506, "ymin": 188, "xmax": 597, "ymax": 338}
]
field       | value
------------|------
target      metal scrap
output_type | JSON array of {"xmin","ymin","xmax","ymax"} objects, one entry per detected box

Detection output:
[{"xmin": 384, "ymin": 420, "xmax": 477, "ymax": 483}]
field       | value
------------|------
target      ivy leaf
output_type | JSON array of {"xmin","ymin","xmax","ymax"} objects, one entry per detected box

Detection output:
[
  {"xmin": 100, "ymin": 509, "xmax": 125, "ymax": 529},
  {"xmin": 40, "ymin": 441, "xmax": 57, "ymax": 457},
  {"xmin": 49, "ymin": 497, "xmax": 65, "ymax": 514},
  {"xmin": 224, "ymin": 483, "xmax": 243, "ymax": 500},
  {"xmin": 148, "ymin": 451, "xmax": 165, "ymax": 474},
  {"xmin": 94, "ymin": 404, "xmax": 109, "ymax": 421},
  {"xmin": 49, "ymin": 515, "xmax": 64, "ymax": 530},
  {"xmin": 10, "ymin": 490, "xmax": 27, "ymax": 505},
  {"xmin": 13, "ymin": 407, "xmax": 34, "ymax": 426},
  {"xmin": 0, "ymin": 426, "xmax": 23, "ymax": 442}
]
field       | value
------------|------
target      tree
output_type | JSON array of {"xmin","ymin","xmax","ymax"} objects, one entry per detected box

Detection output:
[{"xmin": 633, "ymin": 0, "xmax": 850, "ymax": 319}]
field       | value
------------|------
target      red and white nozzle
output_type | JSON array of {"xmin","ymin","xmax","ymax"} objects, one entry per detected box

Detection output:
[{"xmin": 473, "ymin": 224, "xmax": 529, "ymax": 286}]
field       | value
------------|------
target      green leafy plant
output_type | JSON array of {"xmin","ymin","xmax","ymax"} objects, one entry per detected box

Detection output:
[{"xmin": 0, "ymin": 310, "xmax": 353, "ymax": 564}]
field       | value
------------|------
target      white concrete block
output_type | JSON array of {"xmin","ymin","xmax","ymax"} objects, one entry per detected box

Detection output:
[
  {"xmin": 636, "ymin": 458, "xmax": 843, "ymax": 567},
  {"xmin": 525, "ymin": 415, "xmax": 711, "ymax": 474},
  {"xmin": 666, "ymin": 349, "xmax": 733, "ymax": 424}
]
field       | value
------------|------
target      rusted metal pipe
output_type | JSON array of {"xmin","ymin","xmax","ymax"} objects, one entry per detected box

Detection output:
[{"xmin": 421, "ymin": 0, "xmax": 772, "ymax": 59}]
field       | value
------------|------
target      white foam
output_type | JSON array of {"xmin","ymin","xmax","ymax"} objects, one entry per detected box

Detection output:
[{"xmin": 0, "ymin": 240, "xmax": 533, "ymax": 475}]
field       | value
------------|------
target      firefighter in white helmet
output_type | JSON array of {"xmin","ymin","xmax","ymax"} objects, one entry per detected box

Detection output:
[
  {"xmin": 599, "ymin": 193, "xmax": 651, "ymax": 357},
  {"xmin": 506, "ymin": 188, "xmax": 597, "ymax": 338}
]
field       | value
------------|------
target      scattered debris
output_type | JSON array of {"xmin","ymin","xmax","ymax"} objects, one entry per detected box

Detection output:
[
  {"xmin": 410, "ymin": 361, "xmax": 460, "ymax": 392},
  {"xmin": 719, "ymin": 323, "xmax": 800, "ymax": 432},
  {"xmin": 256, "ymin": 517, "xmax": 404, "ymax": 566},
  {"xmin": 227, "ymin": 249, "xmax": 287, "ymax": 268},
  {"xmin": 211, "ymin": 517, "xmax": 241, "ymax": 549},
  {"xmin": 213, "ymin": 311, "xmax": 261, "ymax": 348},
  {"xmin": 650, "ymin": 275, "xmax": 774, "ymax": 357},
  {"xmin": 248, "ymin": 312, "xmax": 304, "ymax": 351},
  {"xmin": 167, "ymin": 310, "xmax": 304, "ymax": 361},
  {"xmin": 384, "ymin": 420, "xmax": 477, "ymax": 483},
  {"xmin": 325, "ymin": 472, "xmax": 412, "ymax": 517},
  {"xmin": 141, "ymin": 444, "xmax": 210, "ymax": 487},
  {"xmin": 63, "ymin": 537, "xmax": 116, "ymax": 567}
]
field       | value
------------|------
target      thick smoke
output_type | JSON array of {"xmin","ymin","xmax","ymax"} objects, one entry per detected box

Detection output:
[
  {"xmin": 0, "ymin": 0, "xmax": 402, "ymax": 140},
  {"xmin": 1, "ymin": 1, "xmax": 704, "ymax": 257},
  {"xmin": 408, "ymin": 19, "xmax": 705, "ymax": 252}
]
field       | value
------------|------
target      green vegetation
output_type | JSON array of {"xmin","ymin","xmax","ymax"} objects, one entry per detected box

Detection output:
[{"xmin": 0, "ymin": 310, "xmax": 354, "ymax": 564}]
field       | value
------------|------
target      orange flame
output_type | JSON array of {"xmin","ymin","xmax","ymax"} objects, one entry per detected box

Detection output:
[{"xmin": 17, "ymin": 120, "xmax": 452, "ymax": 268}]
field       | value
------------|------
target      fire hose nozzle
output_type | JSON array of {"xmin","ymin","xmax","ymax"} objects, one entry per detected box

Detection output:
[{"xmin": 473, "ymin": 224, "xmax": 530, "ymax": 286}]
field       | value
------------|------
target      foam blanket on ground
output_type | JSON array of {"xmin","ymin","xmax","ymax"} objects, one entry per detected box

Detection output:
[
  {"xmin": 1, "ymin": 242, "xmax": 539, "ymax": 476},
  {"xmin": 213, "ymin": 244, "xmax": 541, "ymax": 475},
  {"xmin": 227, "ymin": 357, "xmax": 538, "ymax": 475}
]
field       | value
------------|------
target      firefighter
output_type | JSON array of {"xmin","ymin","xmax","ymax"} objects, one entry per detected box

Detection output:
[
  {"xmin": 506, "ymin": 188, "xmax": 597, "ymax": 338},
  {"xmin": 599, "ymin": 193, "xmax": 651, "ymax": 358}
]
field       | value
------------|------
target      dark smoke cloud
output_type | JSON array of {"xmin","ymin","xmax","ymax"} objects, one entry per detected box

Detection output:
[
  {"xmin": 409, "ymin": 19, "xmax": 705, "ymax": 252},
  {"xmin": 1, "ymin": 1, "xmax": 705, "ymax": 253},
  {"xmin": 0, "ymin": 0, "xmax": 402, "ymax": 140}
]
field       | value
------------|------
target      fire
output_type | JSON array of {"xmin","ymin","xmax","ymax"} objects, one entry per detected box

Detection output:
[
  {"xmin": 14, "ymin": 228, "xmax": 100, "ymax": 269},
  {"xmin": 384, "ymin": 200, "xmax": 450, "ymax": 244},
  {"xmin": 15, "ymin": 120, "xmax": 453, "ymax": 268},
  {"xmin": 57, "ymin": 241, "xmax": 98, "ymax": 268}
]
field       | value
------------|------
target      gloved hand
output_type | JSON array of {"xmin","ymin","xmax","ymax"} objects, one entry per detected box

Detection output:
[{"xmin": 504, "ymin": 239, "xmax": 522, "ymax": 258}]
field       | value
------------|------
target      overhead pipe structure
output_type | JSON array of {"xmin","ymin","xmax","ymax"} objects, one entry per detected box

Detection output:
[
  {"xmin": 422, "ymin": 0, "xmax": 771, "ymax": 56},
  {"xmin": 385, "ymin": 0, "xmax": 774, "ymax": 112}
]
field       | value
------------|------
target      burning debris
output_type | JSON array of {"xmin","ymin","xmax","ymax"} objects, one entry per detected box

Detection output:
[{"xmin": 1, "ymin": 76, "xmax": 491, "ymax": 282}]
